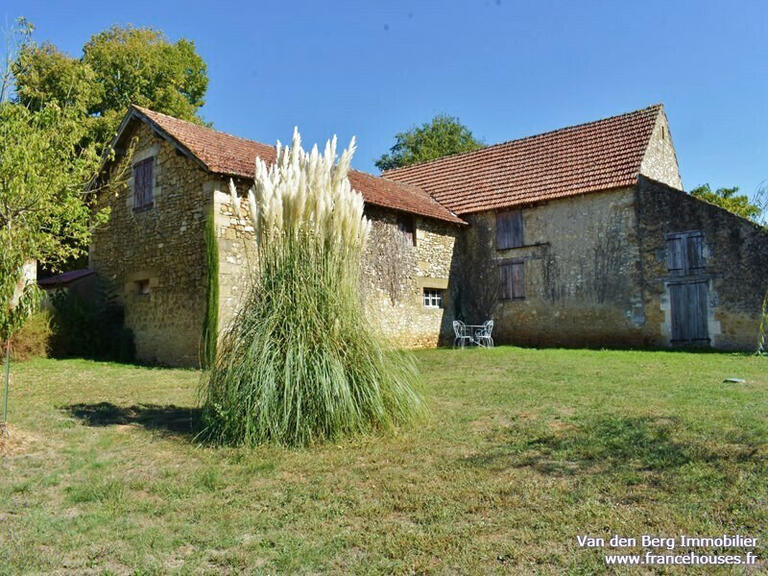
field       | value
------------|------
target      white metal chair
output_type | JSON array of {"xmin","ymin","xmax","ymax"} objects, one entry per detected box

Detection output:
[
  {"xmin": 452, "ymin": 320, "xmax": 473, "ymax": 348},
  {"xmin": 475, "ymin": 320, "xmax": 495, "ymax": 348}
]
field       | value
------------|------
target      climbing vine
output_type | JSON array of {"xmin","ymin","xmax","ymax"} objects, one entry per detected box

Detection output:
[{"xmin": 202, "ymin": 208, "xmax": 219, "ymax": 369}]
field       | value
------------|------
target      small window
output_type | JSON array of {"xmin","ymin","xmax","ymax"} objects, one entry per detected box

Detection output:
[
  {"xmin": 496, "ymin": 210, "xmax": 524, "ymax": 249},
  {"xmin": 397, "ymin": 214, "xmax": 416, "ymax": 246},
  {"xmin": 499, "ymin": 261, "xmax": 525, "ymax": 300},
  {"xmin": 133, "ymin": 157, "xmax": 154, "ymax": 210},
  {"xmin": 135, "ymin": 279, "xmax": 151, "ymax": 296},
  {"xmin": 423, "ymin": 288, "xmax": 443, "ymax": 308}
]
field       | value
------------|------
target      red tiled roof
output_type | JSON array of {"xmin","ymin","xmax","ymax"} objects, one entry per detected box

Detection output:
[
  {"xmin": 382, "ymin": 105, "xmax": 663, "ymax": 215},
  {"xmin": 130, "ymin": 106, "xmax": 465, "ymax": 224}
]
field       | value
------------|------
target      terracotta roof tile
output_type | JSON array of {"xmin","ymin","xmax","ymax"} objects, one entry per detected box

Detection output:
[
  {"xmin": 382, "ymin": 105, "xmax": 663, "ymax": 215},
  {"xmin": 130, "ymin": 106, "xmax": 465, "ymax": 224}
]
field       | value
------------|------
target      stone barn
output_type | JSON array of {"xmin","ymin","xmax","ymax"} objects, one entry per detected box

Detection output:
[{"xmin": 87, "ymin": 104, "xmax": 768, "ymax": 366}]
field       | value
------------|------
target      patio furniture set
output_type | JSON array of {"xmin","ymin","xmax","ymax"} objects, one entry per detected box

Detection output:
[{"xmin": 452, "ymin": 320, "xmax": 494, "ymax": 348}]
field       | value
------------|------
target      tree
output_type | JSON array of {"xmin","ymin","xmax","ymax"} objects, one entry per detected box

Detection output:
[
  {"xmin": 690, "ymin": 184, "xmax": 762, "ymax": 222},
  {"xmin": 13, "ymin": 25, "xmax": 208, "ymax": 149},
  {"xmin": 375, "ymin": 114, "xmax": 483, "ymax": 171},
  {"xmin": 0, "ymin": 102, "xmax": 124, "ymax": 430}
]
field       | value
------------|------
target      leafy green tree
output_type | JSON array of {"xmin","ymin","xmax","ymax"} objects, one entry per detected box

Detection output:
[
  {"xmin": 375, "ymin": 114, "xmax": 483, "ymax": 171},
  {"xmin": 13, "ymin": 25, "xmax": 208, "ymax": 148},
  {"xmin": 0, "ymin": 102, "xmax": 125, "ymax": 427},
  {"xmin": 12, "ymin": 42, "xmax": 97, "ymax": 113},
  {"xmin": 690, "ymin": 184, "xmax": 762, "ymax": 222}
]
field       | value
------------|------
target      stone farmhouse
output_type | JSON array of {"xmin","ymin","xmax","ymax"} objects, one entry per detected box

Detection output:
[{"xmin": 88, "ymin": 104, "xmax": 768, "ymax": 366}]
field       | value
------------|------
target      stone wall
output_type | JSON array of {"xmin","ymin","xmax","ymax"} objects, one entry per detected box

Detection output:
[
  {"xmin": 91, "ymin": 117, "xmax": 764, "ymax": 362},
  {"xmin": 454, "ymin": 188, "xmax": 649, "ymax": 347},
  {"xmin": 212, "ymin": 178, "xmax": 258, "ymax": 334},
  {"xmin": 640, "ymin": 109, "xmax": 683, "ymax": 190},
  {"xmin": 635, "ymin": 176, "xmax": 768, "ymax": 350},
  {"xmin": 362, "ymin": 206, "xmax": 460, "ymax": 347},
  {"xmin": 213, "ymin": 197, "xmax": 460, "ymax": 348},
  {"xmin": 89, "ymin": 120, "xmax": 212, "ymax": 366}
]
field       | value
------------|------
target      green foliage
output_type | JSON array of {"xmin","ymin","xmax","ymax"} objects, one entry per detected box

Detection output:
[
  {"xmin": 0, "ymin": 103, "xmax": 104, "ymax": 267},
  {"xmin": 1, "ymin": 311, "xmax": 52, "ymax": 361},
  {"xmin": 0, "ymin": 102, "xmax": 106, "ymax": 343},
  {"xmin": 202, "ymin": 211, "xmax": 219, "ymax": 369},
  {"xmin": 0, "ymin": 254, "xmax": 39, "ymax": 344},
  {"xmin": 375, "ymin": 114, "xmax": 483, "ymax": 171},
  {"xmin": 12, "ymin": 42, "xmax": 97, "ymax": 114},
  {"xmin": 201, "ymin": 233, "xmax": 425, "ymax": 446},
  {"xmin": 690, "ymin": 183, "xmax": 762, "ymax": 221},
  {"xmin": 49, "ymin": 286, "xmax": 134, "ymax": 362},
  {"xmin": 13, "ymin": 24, "xmax": 208, "ymax": 149}
]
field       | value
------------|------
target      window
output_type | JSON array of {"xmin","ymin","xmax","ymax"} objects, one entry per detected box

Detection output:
[
  {"xmin": 136, "ymin": 279, "xmax": 151, "ymax": 296},
  {"xmin": 666, "ymin": 232, "xmax": 705, "ymax": 276},
  {"xmin": 499, "ymin": 261, "xmax": 525, "ymax": 300},
  {"xmin": 397, "ymin": 214, "xmax": 416, "ymax": 246},
  {"xmin": 133, "ymin": 157, "xmax": 154, "ymax": 210},
  {"xmin": 496, "ymin": 210, "xmax": 523, "ymax": 249},
  {"xmin": 423, "ymin": 288, "xmax": 443, "ymax": 308}
]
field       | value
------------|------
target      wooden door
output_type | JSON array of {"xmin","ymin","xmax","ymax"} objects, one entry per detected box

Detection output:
[
  {"xmin": 666, "ymin": 231, "xmax": 709, "ymax": 345},
  {"xmin": 669, "ymin": 281, "xmax": 709, "ymax": 345}
]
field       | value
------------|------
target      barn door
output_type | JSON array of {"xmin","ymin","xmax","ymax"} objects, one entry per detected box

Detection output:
[
  {"xmin": 666, "ymin": 232, "xmax": 709, "ymax": 346},
  {"xmin": 669, "ymin": 282, "xmax": 709, "ymax": 345}
]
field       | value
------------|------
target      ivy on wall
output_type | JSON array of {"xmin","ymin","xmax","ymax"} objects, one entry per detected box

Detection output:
[{"xmin": 202, "ymin": 209, "xmax": 219, "ymax": 369}]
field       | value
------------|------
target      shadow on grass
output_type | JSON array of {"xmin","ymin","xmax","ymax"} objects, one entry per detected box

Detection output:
[
  {"xmin": 65, "ymin": 402, "xmax": 203, "ymax": 439},
  {"xmin": 462, "ymin": 414, "xmax": 765, "ymax": 480}
]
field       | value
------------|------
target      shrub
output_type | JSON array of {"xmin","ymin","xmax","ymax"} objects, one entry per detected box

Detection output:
[
  {"xmin": 0, "ymin": 311, "xmax": 52, "ymax": 361},
  {"xmin": 201, "ymin": 129, "xmax": 425, "ymax": 447}
]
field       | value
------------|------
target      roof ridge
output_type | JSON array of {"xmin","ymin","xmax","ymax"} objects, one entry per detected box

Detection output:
[
  {"xmin": 132, "ymin": 104, "xmax": 272, "ymax": 149},
  {"xmin": 382, "ymin": 103, "xmax": 663, "ymax": 176},
  {"xmin": 126, "ymin": 105, "xmax": 466, "ymax": 224}
]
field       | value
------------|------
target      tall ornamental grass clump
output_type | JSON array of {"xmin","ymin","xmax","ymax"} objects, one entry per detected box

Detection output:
[{"xmin": 201, "ymin": 129, "xmax": 425, "ymax": 446}]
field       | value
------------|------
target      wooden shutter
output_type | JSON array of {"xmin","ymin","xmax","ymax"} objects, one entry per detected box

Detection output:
[
  {"xmin": 397, "ymin": 215, "xmax": 416, "ymax": 246},
  {"xmin": 666, "ymin": 236, "xmax": 684, "ymax": 275},
  {"xmin": 686, "ymin": 234, "xmax": 704, "ymax": 273},
  {"xmin": 496, "ymin": 210, "xmax": 523, "ymax": 249},
  {"xmin": 500, "ymin": 261, "xmax": 524, "ymax": 299},
  {"xmin": 511, "ymin": 261, "xmax": 524, "ymax": 298},
  {"xmin": 667, "ymin": 232, "xmax": 705, "ymax": 275},
  {"xmin": 134, "ymin": 158, "xmax": 154, "ymax": 209}
]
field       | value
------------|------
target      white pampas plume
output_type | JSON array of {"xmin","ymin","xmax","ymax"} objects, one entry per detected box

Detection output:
[
  {"xmin": 247, "ymin": 188, "xmax": 259, "ymax": 228},
  {"xmin": 245, "ymin": 128, "xmax": 369, "ymax": 249},
  {"xmin": 228, "ymin": 178, "xmax": 241, "ymax": 215}
]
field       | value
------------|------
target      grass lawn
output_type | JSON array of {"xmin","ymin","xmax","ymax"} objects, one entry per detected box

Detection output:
[{"xmin": 1, "ymin": 347, "xmax": 766, "ymax": 574}]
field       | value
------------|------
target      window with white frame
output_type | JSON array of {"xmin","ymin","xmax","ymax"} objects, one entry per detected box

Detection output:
[{"xmin": 423, "ymin": 288, "xmax": 443, "ymax": 308}]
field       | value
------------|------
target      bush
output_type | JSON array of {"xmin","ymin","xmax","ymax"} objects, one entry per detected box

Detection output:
[
  {"xmin": 0, "ymin": 311, "xmax": 52, "ymax": 361},
  {"xmin": 201, "ymin": 130, "xmax": 425, "ymax": 447},
  {"xmin": 49, "ymin": 284, "xmax": 135, "ymax": 362}
]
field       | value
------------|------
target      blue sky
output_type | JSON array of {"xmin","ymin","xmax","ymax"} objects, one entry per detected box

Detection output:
[{"xmin": 4, "ymin": 0, "xmax": 767, "ymax": 198}]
